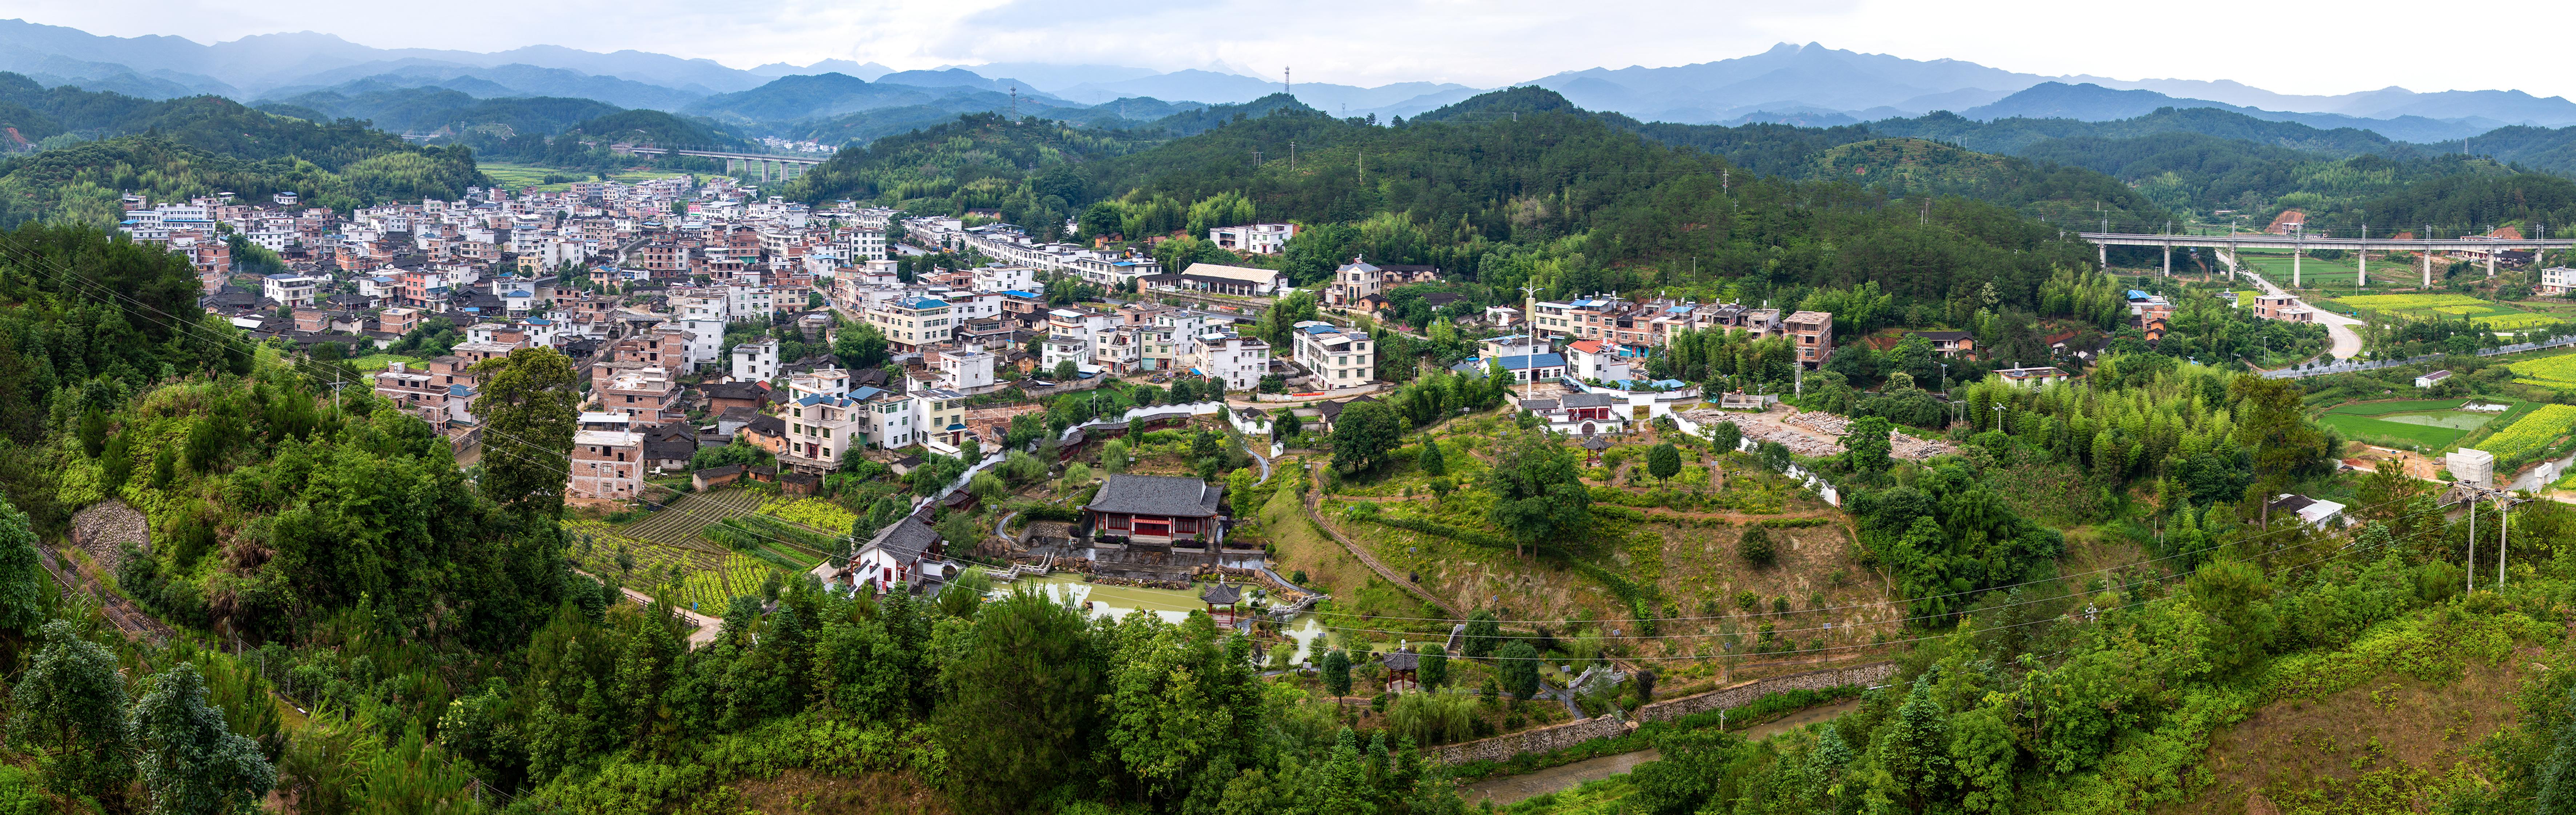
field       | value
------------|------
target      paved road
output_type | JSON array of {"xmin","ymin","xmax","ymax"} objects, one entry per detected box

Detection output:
[{"xmin": 2230, "ymin": 256, "xmax": 2363, "ymax": 363}]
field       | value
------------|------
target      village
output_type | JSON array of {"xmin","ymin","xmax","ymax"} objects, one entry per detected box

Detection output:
[{"xmin": 117, "ymin": 171, "xmax": 2328, "ymax": 773}]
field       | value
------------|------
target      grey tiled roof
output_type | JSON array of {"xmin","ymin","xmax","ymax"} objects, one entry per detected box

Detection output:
[{"xmin": 1085, "ymin": 474, "xmax": 1222, "ymax": 518}]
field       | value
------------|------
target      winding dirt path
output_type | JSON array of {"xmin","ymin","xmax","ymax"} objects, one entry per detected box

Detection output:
[{"xmin": 1301, "ymin": 460, "xmax": 1464, "ymax": 617}]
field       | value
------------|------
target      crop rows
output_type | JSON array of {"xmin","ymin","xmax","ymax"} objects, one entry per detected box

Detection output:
[
  {"xmin": 2507, "ymin": 354, "xmax": 2576, "ymax": 391},
  {"xmin": 2476, "ymin": 404, "xmax": 2576, "ymax": 463},
  {"xmin": 759, "ymin": 498, "xmax": 857, "ymax": 535},
  {"xmin": 2334, "ymin": 293, "xmax": 2490, "ymax": 310}
]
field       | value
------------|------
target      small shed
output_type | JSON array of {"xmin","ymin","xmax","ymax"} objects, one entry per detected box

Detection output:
[{"xmin": 692, "ymin": 464, "xmax": 747, "ymax": 491}]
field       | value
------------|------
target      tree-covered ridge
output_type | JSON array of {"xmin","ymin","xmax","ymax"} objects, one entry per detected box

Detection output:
[
  {"xmin": 258, "ymin": 84, "xmax": 624, "ymax": 140},
  {"xmin": 780, "ymin": 112, "xmax": 1155, "ymax": 239},
  {"xmin": 0, "ymin": 135, "xmax": 486, "ymax": 228}
]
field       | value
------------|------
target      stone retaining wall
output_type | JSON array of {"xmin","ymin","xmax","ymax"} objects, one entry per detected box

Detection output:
[
  {"xmin": 1634, "ymin": 661, "xmax": 1898, "ymax": 724},
  {"xmin": 1430, "ymin": 660, "xmax": 1899, "ymax": 765},
  {"xmin": 1433, "ymin": 714, "xmax": 1628, "ymax": 765}
]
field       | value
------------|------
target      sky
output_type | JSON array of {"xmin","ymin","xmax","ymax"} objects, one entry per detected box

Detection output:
[{"xmin": 8, "ymin": 0, "xmax": 2576, "ymax": 97}]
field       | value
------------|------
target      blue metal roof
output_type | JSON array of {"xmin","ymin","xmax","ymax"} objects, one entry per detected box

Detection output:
[
  {"xmin": 1494, "ymin": 353, "xmax": 1566, "ymax": 370},
  {"xmin": 1302, "ymin": 324, "xmax": 1340, "ymax": 335},
  {"xmin": 902, "ymin": 297, "xmax": 950, "ymax": 309}
]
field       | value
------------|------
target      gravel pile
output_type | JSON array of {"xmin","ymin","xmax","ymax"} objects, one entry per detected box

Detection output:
[{"xmin": 69, "ymin": 499, "xmax": 149, "ymax": 570}]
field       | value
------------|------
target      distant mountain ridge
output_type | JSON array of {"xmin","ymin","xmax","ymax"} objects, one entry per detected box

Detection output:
[{"xmin": 7, "ymin": 20, "xmax": 2576, "ymax": 149}]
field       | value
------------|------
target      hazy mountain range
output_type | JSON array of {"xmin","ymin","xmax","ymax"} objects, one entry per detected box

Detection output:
[{"xmin": 6, "ymin": 18, "xmax": 2576, "ymax": 145}]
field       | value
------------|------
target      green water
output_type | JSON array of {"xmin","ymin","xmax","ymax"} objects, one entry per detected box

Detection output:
[{"xmin": 1007, "ymin": 574, "xmax": 1328, "ymax": 665}]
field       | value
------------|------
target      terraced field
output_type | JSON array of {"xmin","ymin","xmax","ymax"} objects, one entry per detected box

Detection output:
[
  {"xmin": 622, "ymin": 487, "xmax": 768, "ymax": 549},
  {"xmin": 559, "ymin": 487, "xmax": 834, "ymax": 612}
]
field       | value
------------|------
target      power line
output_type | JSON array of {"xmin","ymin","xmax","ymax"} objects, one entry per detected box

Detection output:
[{"xmin": 1293, "ymin": 484, "xmax": 2441, "ymax": 628}]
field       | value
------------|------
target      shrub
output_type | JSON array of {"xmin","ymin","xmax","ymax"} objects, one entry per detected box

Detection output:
[{"xmin": 1739, "ymin": 526, "xmax": 1777, "ymax": 567}]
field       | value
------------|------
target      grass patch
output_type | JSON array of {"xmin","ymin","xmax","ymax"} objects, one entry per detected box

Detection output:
[
  {"xmin": 345, "ymin": 353, "xmax": 423, "ymax": 373},
  {"xmin": 2321, "ymin": 399, "xmax": 2468, "ymax": 416}
]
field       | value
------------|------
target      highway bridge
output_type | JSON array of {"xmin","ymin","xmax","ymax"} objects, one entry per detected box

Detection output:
[
  {"xmin": 2077, "ymin": 232, "xmax": 2576, "ymax": 287},
  {"xmin": 622, "ymin": 147, "xmax": 829, "ymax": 181}
]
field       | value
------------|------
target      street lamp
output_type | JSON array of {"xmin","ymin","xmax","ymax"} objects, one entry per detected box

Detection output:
[{"xmin": 1992, "ymin": 403, "xmax": 2005, "ymax": 434}]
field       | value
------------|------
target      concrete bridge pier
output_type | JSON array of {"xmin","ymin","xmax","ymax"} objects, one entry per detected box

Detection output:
[
  {"xmin": 2098, "ymin": 243, "xmax": 2107, "ymax": 270},
  {"xmin": 2292, "ymin": 246, "xmax": 2302, "ymax": 288},
  {"xmin": 2162, "ymin": 243, "xmax": 2171, "ymax": 276},
  {"xmin": 2488, "ymin": 252, "xmax": 2497, "ymax": 278},
  {"xmin": 2424, "ymin": 245, "xmax": 2434, "ymax": 288},
  {"xmin": 2358, "ymin": 250, "xmax": 2367, "ymax": 288}
]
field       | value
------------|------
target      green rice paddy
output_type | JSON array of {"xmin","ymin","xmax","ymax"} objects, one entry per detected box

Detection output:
[{"xmin": 2315, "ymin": 398, "xmax": 2516, "ymax": 450}]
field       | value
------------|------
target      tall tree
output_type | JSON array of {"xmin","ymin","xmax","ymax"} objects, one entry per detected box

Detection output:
[
  {"xmin": 0, "ymin": 496, "xmax": 48, "ymax": 636},
  {"xmin": 833, "ymin": 322, "xmax": 890, "ymax": 370},
  {"xmin": 1645, "ymin": 442, "xmax": 1681, "ymax": 483},
  {"xmin": 1331, "ymin": 400, "xmax": 1402, "ymax": 473},
  {"xmin": 10, "ymin": 621, "xmax": 133, "ymax": 804},
  {"xmin": 2230, "ymin": 375, "xmax": 2324, "ymax": 518},
  {"xmin": 935, "ymin": 591, "xmax": 1100, "ymax": 810},
  {"xmin": 131, "ymin": 663, "xmax": 276, "ymax": 815},
  {"xmin": 470, "ymin": 347, "xmax": 581, "ymax": 517},
  {"xmin": 1497, "ymin": 641, "xmax": 1540, "ymax": 700},
  {"xmin": 1484, "ymin": 431, "xmax": 1590, "ymax": 557},
  {"xmin": 1462, "ymin": 611, "xmax": 1502, "ymax": 658},
  {"xmin": 1846, "ymin": 416, "xmax": 1894, "ymax": 474}
]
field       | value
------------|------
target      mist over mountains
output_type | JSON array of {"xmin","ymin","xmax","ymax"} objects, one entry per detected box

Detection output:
[{"xmin": 5, "ymin": 17, "xmax": 2576, "ymax": 148}]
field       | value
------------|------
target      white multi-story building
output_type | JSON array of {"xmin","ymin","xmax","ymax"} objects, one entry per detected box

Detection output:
[
  {"xmin": 972, "ymin": 264, "xmax": 1040, "ymax": 292},
  {"xmin": 1208, "ymin": 223, "xmax": 1298, "ymax": 255},
  {"xmin": 931, "ymin": 349, "xmax": 996, "ymax": 391},
  {"xmin": 1042, "ymin": 308, "xmax": 1117, "ymax": 374},
  {"xmin": 670, "ymin": 294, "xmax": 729, "ymax": 371},
  {"xmin": 781, "ymin": 390, "xmax": 861, "ymax": 473},
  {"xmin": 262, "ymin": 273, "xmax": 324, "ymax": 308},
  {"xmin": 1192, "ymin": 332, "xmax": 1272, "ymax": 391},
  {"xmin": 789, "ymin": 367, "xmax": 852, "ymax": 400},
  {"xmin": 868, "ymin": 296, "xmax": 955, "ymax": 353},
  {"xmin": 732, "ymin": 337, "xmax": 779, "ymax": 382},
  {"xmin": 726, "ymin": 285, "xmax": 777, "ymax": 317},
  {"xmin": 847, "ymin": 227, "xmax": 887, "ymax": 261},
  {"xmin": 2543, "ymin": 266, "xmax": 2576, "ymax": 295},
  {"xmin": 1292, "ymin": 321, "xmax": 1375, "ymax": 390}
]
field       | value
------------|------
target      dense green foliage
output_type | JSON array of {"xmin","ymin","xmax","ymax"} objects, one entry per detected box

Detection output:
[
  {"xmin": 0, "ymin": 73, "xmax": 490, "ymax": 224},
  {"xmin": 258, "ymin": 85, "xmax": 621, "ymax": 140}
]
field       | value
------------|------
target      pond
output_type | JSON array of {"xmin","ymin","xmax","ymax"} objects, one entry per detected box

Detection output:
[{"xmin": 1004, "ymin": 573, "xmax": 1329, "ymax": 665}]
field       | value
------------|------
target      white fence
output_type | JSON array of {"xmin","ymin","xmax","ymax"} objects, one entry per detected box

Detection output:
[{"xmin": 1668, "ymin": 411, "xmax": 1841, "ymax": 507}]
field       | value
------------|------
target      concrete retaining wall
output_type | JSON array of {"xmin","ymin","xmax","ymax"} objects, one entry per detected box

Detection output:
[
  {"xmin": 1431, "ymin": 660, "xmax": 1898, "ymax": 765},
  {"xmin": 1433, "ymin": 715, "xmax": 1628, "ymax": 765},
  {"xmin": 1634, "ymin": 661, "xmax": 1897, "ymax": 724}
]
